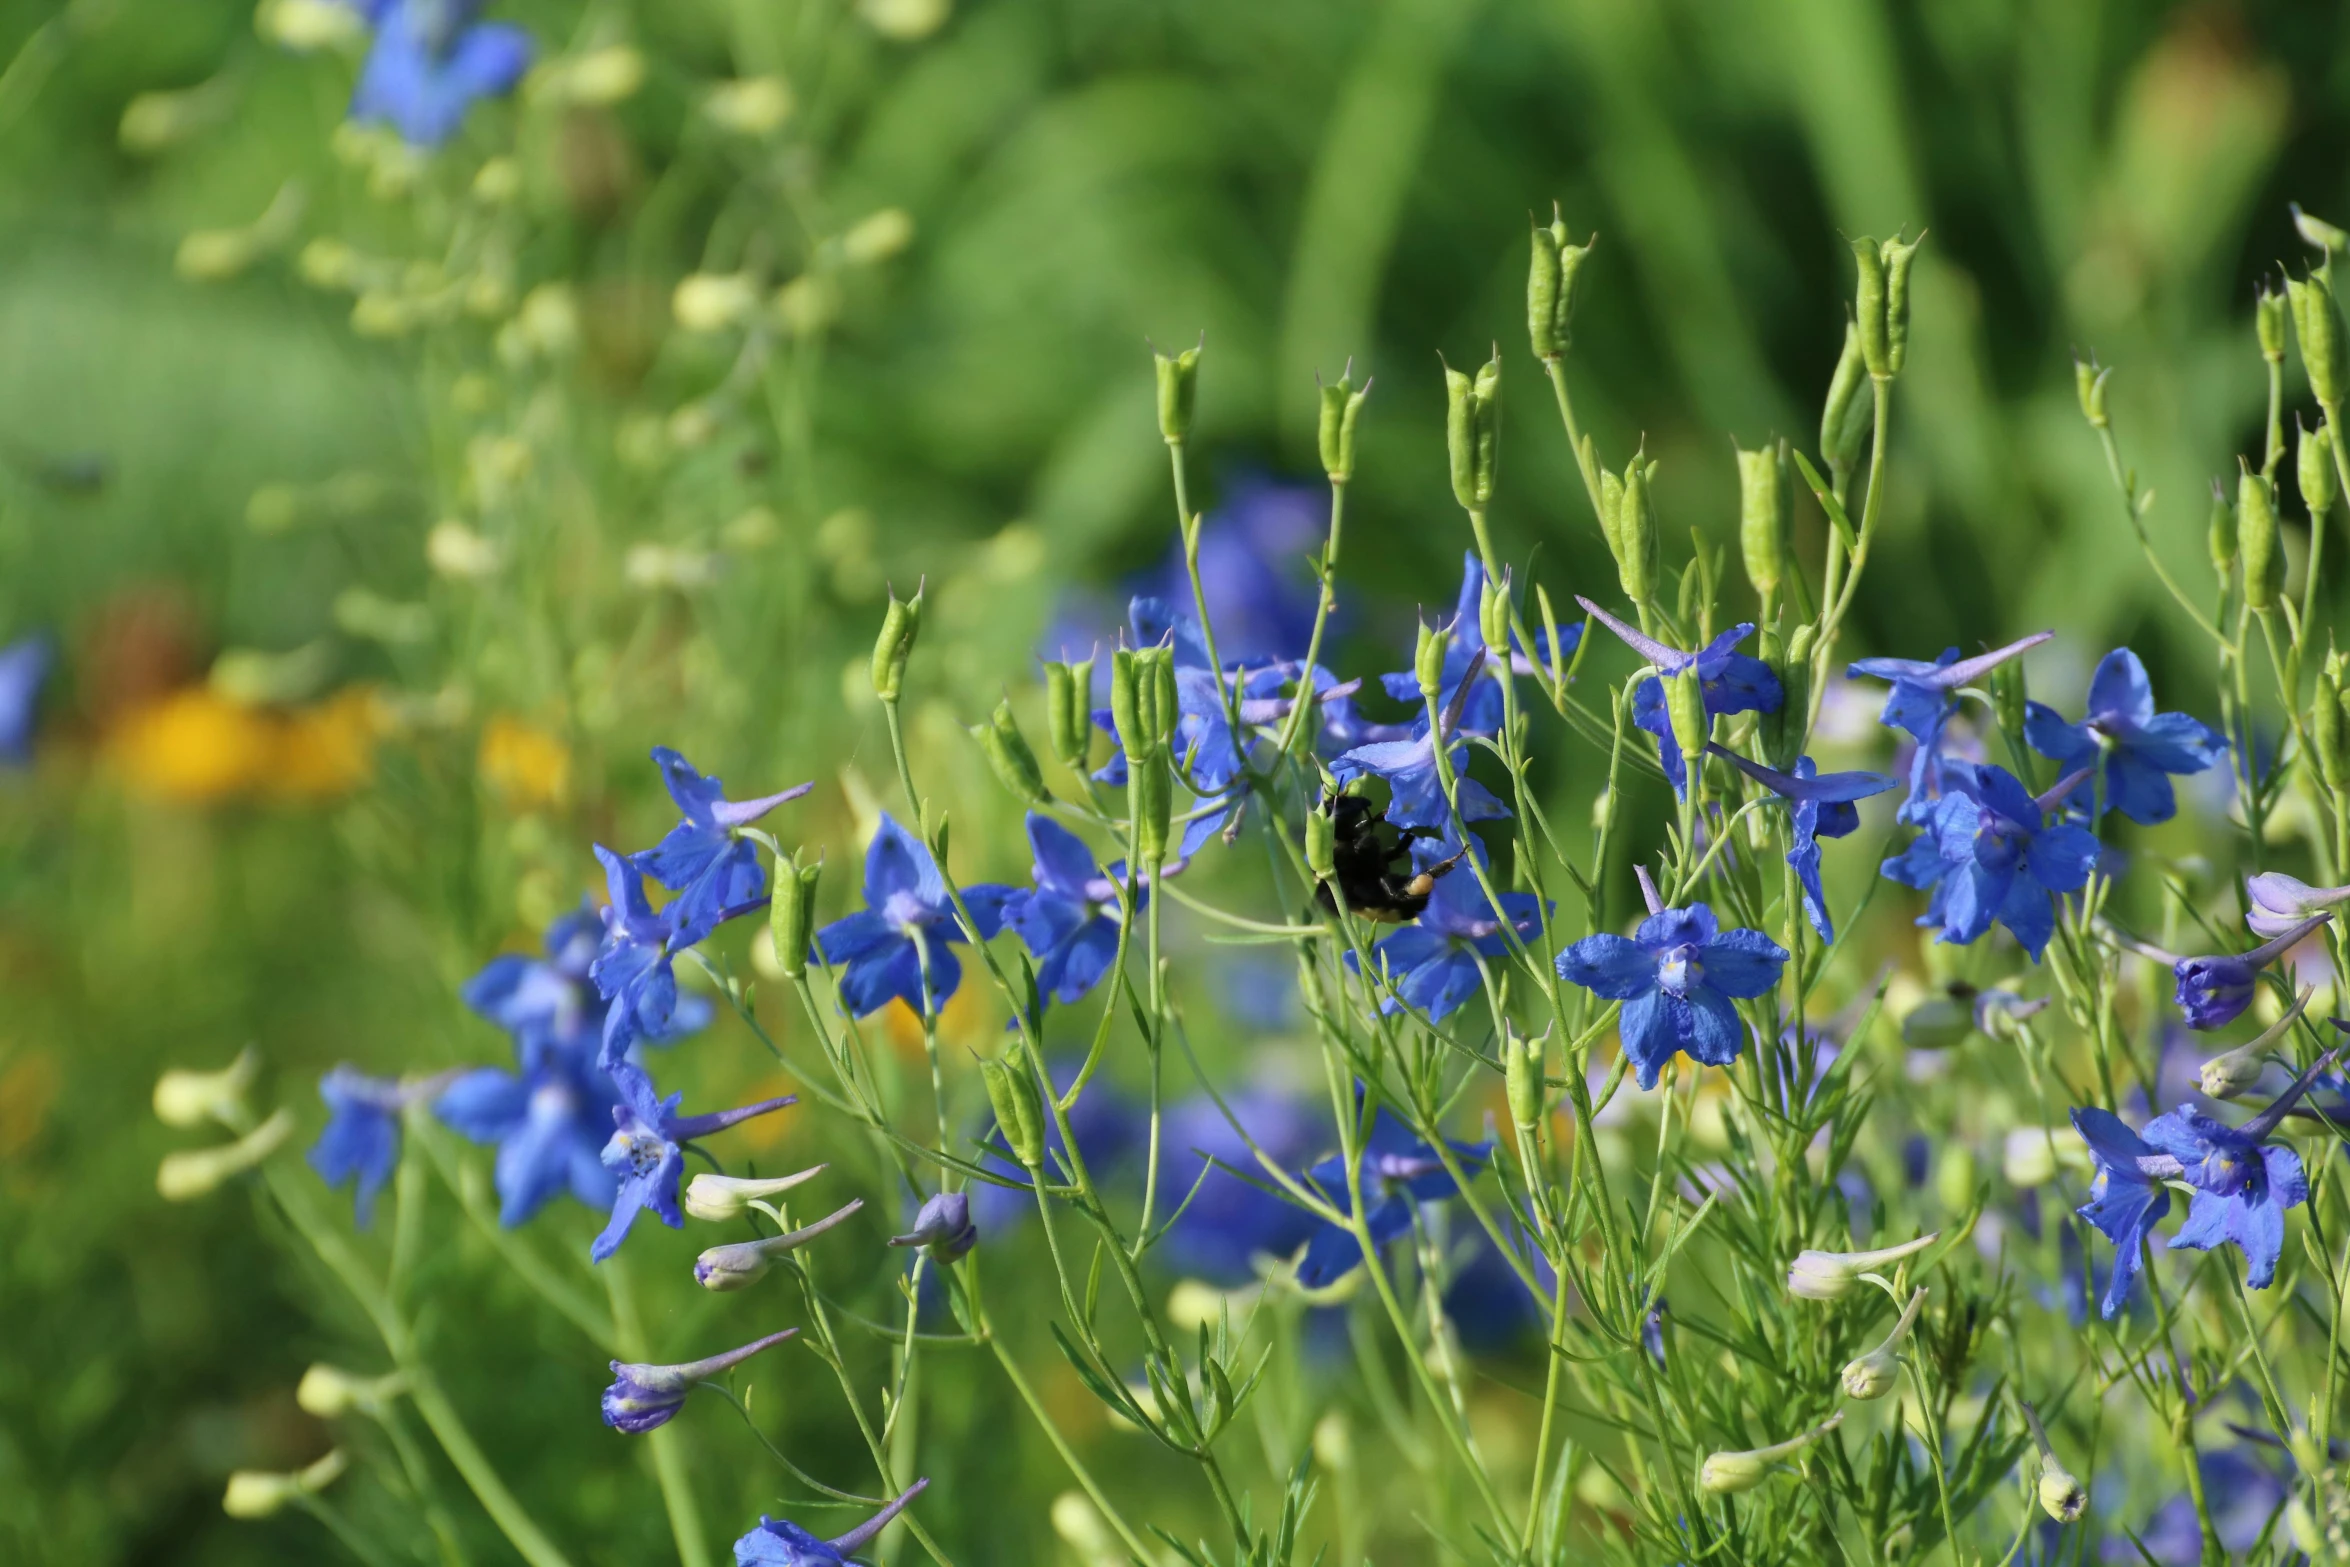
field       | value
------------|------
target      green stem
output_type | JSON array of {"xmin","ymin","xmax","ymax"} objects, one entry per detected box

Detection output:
[{"xmin": 605, "ymin": 1255, "xmax": 711, "ymax": 1567}]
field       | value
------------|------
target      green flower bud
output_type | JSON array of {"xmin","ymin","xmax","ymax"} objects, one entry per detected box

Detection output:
[
  {"xmin": 1839, "ymin": 1288, "xmax": 1926, "ymax": 1401},
  {"xmin": 1112, "ymin": 647, "xmax": 1176, "ymax": 762},
  {"xmin": 1761, "ymin": 623, "xmax": 1814, "ymax": 771},
  {"xmin": 1043, "ymin": 659, "xmax": 1094, "ymax": 771},
  {"xmin": 1155, "ymin": 342, "xmax": 1200, "ymax": 445},
  {"xmin": 1597, "ymin": 466, "xmax": 1628, "ymax": 560},
  {"xmin": 224, "ymin": 1451, "xmax": 348, "ymax": 1519},
  {"xmin": 2022, "ymin": 1404, "xmax": 2087, "ymax": 1523},
  {"xmin": 973, "ymin": 699, "xmax": 1049, "ymax": 805},
  {"xmin": 2239, "ymin": 461, "xmax": 2286, "ymax": 612},
  {"xmin": 1130, "ymin": 749, "xmax": 1172, "ymax": 869},
  {"xmin": 1697, "ymin": 1411, "xmax": 1843, "ymax": 1495},
  {"xmin": 2073, "ymin": 358, "xmax": 2110, "ymax": 430},
  {"xmin": 1934, "ymin": 1143, "xmax": 1979, "ymax": 1217},
  {"xmin": 2294, "ymin": 203, "xmax": 2350, "ymax": 257},
  {"xmin": 1615, "ymin": 458, "xmax": 1659, "ymax": 606},
  {"xmin": 1665, "ymin": 667, "xmax": 1709, "ymax": 765},
  {"xmin": 1305, "ymin": 802, "xmax": 1338, "ymax": 883},
  {"xmin": 1318, "ymin": 371, "xmax": 1370, "ymax": 484},
  {"xmin": 2258, "ymin": 281, "xmax": 2288, "ymax": 362},
  {"xmin": 1786, "ymin": 1232, "xmax": 1938, "ymax": 1301},
  {"xmin": 1480, "ymin": 571, "xmax": 1512, "ymax": 658},
  {"xmin": 2301, "ymin": 418, "xmax": 2338, "ymax": 520},
  {"xmin": 154, "ymin": 1047, "xmax": 261, "ymax": 1129},
  {"xmin": 1505, "ymin": 1030, "xmax": 1545, "ymax": 1130},
  {"xmin": 983, "ymin": 1045, "xmax": 1047, "ymax": 1168},
  {"xmin": 1444, "ymin": 350, "xmax": 1502, "ymax": 511},
  {"xmin": 1414, "ymin": 620, "xmax": 1451, "ymax": 704},
  {"xmin": 769, "ymin": 851, "xmax": 822, "ymax": 980},
  {"xmin": 682, "ymin": 1167, "xmax": 826, "ymax": 1223},
  {"xmin": 2202, "ymin": 986, "xmax": 2315, "ymax": 1098},
  {"xmin": 1881, "ymin": 234, "xmax": 1922, "ymax": 377},
  {"xmin": 1527, "ymin": 210, "xmax": 1594, "ymax": 361},
  {"xmin": 2289, "ymin": 272, "xmax": 2345, "ymax": 408},
  {"xmin": 1851, "ymin": 237, "xmax": 1891, "ymax": 377},
  {"xmin": 2208, "ymin": 479, "xmax": 2238, "ymax": 571},
  {"xmin": 296, "ymin": 1365, "xmax": 406, "ymax": 1419},
  {"xmin": 1736, "ymin": 440, "xmax": 1789, "ymax": 609},
  {"xmin": 870, "ymin": 581, "xmax": 925, "ymax": 703},
  {"xmin": 1821, "ymin": 319, "xmax": 1872, "ymax": 472}
]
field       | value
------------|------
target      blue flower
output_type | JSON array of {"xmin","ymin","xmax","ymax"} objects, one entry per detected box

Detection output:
[
  {"xmin": 466, "ymin": 903, "xmax": 712, "ymax": 1068},
  {"xmin": 1846, "ymin": 633, "xmax": 2050, "ymax": 820},
  {"xmin": 887, "ymin": 1192, "xmax": 977, "ymax": 1264},
  {"xmin": 1004, "ymin": 814, "xmax": 1133, "ymax": 1005},
  {"xmin": 1156, "ymin": 1089, "xmax": 1323, "ymax": 1286},
  {"xmin": 2124, "ymin": 1450, "xmax": 2288, "ymax": 1565},
  {"xmin": 1295, "ymin": 1110, "xmax": 1493, "ymax": 1288},
  {"xmin": 1351, "ymin": 838, "xmax": 1547, "ymax": 1021},
  {"xmin": 1556, "ymin": 903, "xmax": 1787, "ymax": 1088},
  {"xmin": 2024, "ymin": 648, "xmax": 2225, "ymax": 825},
  {"xmin": 1379, "ymin": 553, "xmax": 1507, "ymax": 737},
  {"xmin": 592, "ymin": 1061, "xmax": 796, "ymax": 1262},
  {"xmin": 434, "ymin": 1038, "xmax": 621, "ymax": 1227},
  {"xmin": 733, "ymin": 1480, "xmax": 929, "ymax": 1566},
  {"xmin": 310, "ymin": 1067, "xmax": 411, "ymax": 1226},
  {"xmin": 1880, "ymin": 760, "xmax": 2100, "ymax": 959},
  {"xmin": 589, "ymin": 846, "xmax": 688, "ymax": 1068},
  {"xmin": 1330, "ymin": 642, "xmax": 1511, "ymax": 834},
  {"xmin": 350, "ymin": 0, "xmax": 532, "ymax": 147},
  {"xmin": 0, "ymin": 633, "xmax": 50, "ymax": 765},
  {"xmin": 2173, "ymin": 914, "xmax": 2330, "ymax": 1029},
  {"xmin": 813, "ymin": 814, "xmax": 1017, "ymax": 1018},
  {"xmin": 1708, "ymin": 746, "xmax": 1897, "ymax": 942},
  {"xmin": 633, "ymin": 748, "xmax": 810, "ymax": 946},
  {"xmin": 1576, "ymin": 599, "xmax": 1781, "ymax": 796},
  {"xmin": 602, "ymin": 1327, "xmax": 797, "ymax": 1435},
  {"xmin": 2069, "ymin": 1108, "xmax": 2170, "ymax": 1319}
]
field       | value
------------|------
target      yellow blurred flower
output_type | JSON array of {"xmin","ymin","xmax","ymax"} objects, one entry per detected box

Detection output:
[
  {"xmin": 270, "ymin": 687, "xmax": 386, "ymax": 799},
  {"xmin": 479, "ymin": 716, "xmax": 571, "ymax": 810},
  {"xmin": 108, "ymin": 689, "xmax": 278, "ymax": 801}
]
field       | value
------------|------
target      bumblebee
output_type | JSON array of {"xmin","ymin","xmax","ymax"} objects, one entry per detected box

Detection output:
[{"xmin": 1311, "ymin": 791, "xmax": 1468, "ymax": 923}]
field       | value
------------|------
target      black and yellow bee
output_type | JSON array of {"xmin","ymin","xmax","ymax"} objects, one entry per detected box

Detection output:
[{"xmin": 1311, "ymin": 791, "xmax": 1468, "ymax": 923}]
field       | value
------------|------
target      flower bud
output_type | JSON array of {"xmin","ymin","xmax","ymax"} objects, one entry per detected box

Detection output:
[
  {"xmin": 158, "ymin": 1109, "xmax": 296, "ymax": 1201},
  {"xmin": 296, "ymin": 1365, "xmax": 404, "ymax": 1419},
  {"xmin": 973, "ymin": 699, "xmax": 1049, "ymax": 805},
  {"xmin": 1319, "ymin": 371, "xmax": 1370, "ymax": 483},
  {"xmin": 1839, "ymin": 1288, "xmax": 1926, "ymax": 1401},
  {"xmin": 603, "ymin": 1328, "xmax": 799, "ymax": 1433},
  {"xmin": 1112, "ymin": 646, "xmax": 1176, "ymax": 763},
  {"xmin": 2002, "ymin": 1128, "xmax": 2085, "ymax": 1189},
  {"xmin": 1852, "ymin": 237, "xmax": 1891, "ymax": 378},
  {"xmin": 2239, "ymin": 461, "xmax": 2285, "ymax": 612},
  {"xmin": 888, "ymin": 1191, "xmax": 978, "ymax": 1263},
  {"xmin": 1415, "ymin": 620, "xmax": 1451, "ymax": 704},
  {"xmin": 1697, "ymin": 1410, "xmax": 1843, "ymax": 1495},
  {"xmin": 1129, "ymin": 750, "xmax": 1172, "ymax": 870},
  {"xmin": 1614, "ymin": 458, "xmax": 1659, "ymax": 606},
  {"xmin": 1758, "ymin": 623, "xmax": 1813, "ymax": 770},
  {"xmin": 769, "ymin": 851, "xmax": 821, "ymax": 981},
  {"xmin": 154, "ymin": 1047, "xmax": 261, "ymax": 1129},
  {"xmin": 705, "ymin": 76, "xmax": 794, "ymax": 136},
  {"xmin": 1155, "ymin": 342, "xmax": 1201, "ymax": 445},
  {"xmin": 2295, "ymin": 203, "xmax": 2350, "ymax": 257},
  {"xmin": 2199, "ymin": 986, "xmax": 2313, "ymax": 1099},
  {"xmin": 982, "ymin": 1046, "xmax": 1047, "ymax": 1168},
  {"xmin": 1479, "ymin": 572, "xmax": 1512, "ymax": 659},
  {"xmin": 1444, "ymin": 350, "xmax": 1502, "ymax": 511},
  {"xmin": 1505, "ymin": 1031, "xmax": 1544, "ymax": 1130},
  {"xmin": 2073, "ymin": 358, "xmax": 2110, "ymax": 430},
  {"xmin": 2315, "ymin": 663, "xmax": 2348, "ymax": 792},
  {"xmin": 2021, "ymin": 1403, "xmax": 2087, "ymax": 1523},
  {"xmin": 2290, "ymin": 271, "xmax": 2345, "ymax": 408},
  {"xmin": 1665, "ymin": 667, "xmax": 1709, "ymax": 766},
  {"xmin": 2208, "ymin": 478, "xmax": 2237, "ymax": 572},
  {"xmin": 1527, "ymin": 211, "xmax": 1593, "ymax": 361},
  {"xmin": 1821, "ymin": 319, "xmax": 1873, "ymax": 471},
  {"xmin": 693, "ymin": 1199, "xmax": 865, "ymax": 1290},
  {"xmin": 1736, "ymin": 441, "xmax": 1789, "ymax": 610},
  {"xmin": 840, "ymin": 209, "xmax": 914, "ymax": 267},
  {"xmin": 1881, "ymin": 234, "xmax": 1922, "ymax": 377},
  {"xmin": 870, "ymin": 581, "xmax": 924, "ymax": 703},
  {"xmin": 682, "ymin": 1166, "xmax": 826, "ymax": 1223},
  {"xmin": 1305, "ymin": 801, "xmax": 1338, "ymax": 883},
  {"xmin": 1786, "ymin": 1232, "xmax": 1937, "ymax": 1301},
  {"xmin": 1934, "ymin": 1143, "xmax": 1978, "ymax": 1217},
  {"xmin": 257, "ymin": 0, "xmax": 367, "ymax": 50},
  {"xmin": 673, "ymin": 272, "xmax": 759, "ymax": 333},
  {"xmin": 2259, "ymin": 281, "xmax": 2289, "ymax": 362},
  {"xmin": 1043, "ymin": 659, "xmax": 1094, "ymax": 771},
  {"xmin": 223, "ymin": 1451, "xmax": 348, "ymax": 1519},
  {"xmin": 2302, "ymin": 418, "xmax": 2338, "ymax": 520}
]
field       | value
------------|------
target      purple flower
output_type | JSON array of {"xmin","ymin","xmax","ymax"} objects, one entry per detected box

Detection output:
[
  {"xmin": 1295, "ymin": 1110, "xmax": 1493, "ymax": 1288},
  {"xmin": 1004, "ymin": 814, "xmax": 1132, "ymax": 1005},
  {"xmin": 310, "ymin": 1067, "xmax": 416, "ymax": 1226},
  {"xmin": 350, "ymin": 0, "xmax": 531, "ymax": 147},
  {"xmin": 1708, "ymin": 746, "xmax": 1897, "ymax": 942},
  {"xmin": 1847, "ymin": 633, "xmax": 2051, "ymax": 820},
  {"xmin": 813, "ymin": 815, "xmax": 1017, "ymax": 1018},
  {"xmin": 1880, "ymin": 761, "xmax": 2099, "ymax": 959},
  {"xmin": 602, "ymin": 1328, "xmax": 797, "ymax": 1434},
  {"xmin": 2244, "ymin": 872, "xmax": 2350, "ymax": 938},
  {"xmin": 2173, "ymin": 915, "xmax": 2329, "ymax": 1030},
  {"xmin": 733, "ymin": 1480, "xmax": 929, "ymax": 1566},
  {"xmin": 1351, "ymin": 838, "xmax": 1547, "ymax": 1020},
  {"xmin": 1576, "ymin": 599, "xmax": 1781, "ymax": 796},
  {"xmin": 1556, "ymin": 903, "xmax": 1787, "ymax": 1088},
  {"xmin": 2024, "ymin": 648, "xmax": 2225, "ymax": 825},
  {"xmin": 592, "ymin": 1061, "xmax": 795, "ymax": 1262},
  {"xmin": 632, "ymin": 748, "xmax": 810, "ymax": 946},
  {"xmin": 887, "ymin": 1192, "xmax": 976, "ymax": 1263},
  {"xmin": 0, "ymin": 633, "xmax": 50, "ymax": 765}
]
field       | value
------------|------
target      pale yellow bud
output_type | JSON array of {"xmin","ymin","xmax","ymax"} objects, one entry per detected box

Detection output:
[
  {"xmin": 153, "ymin": 1048, "xmax": 260, "ymax": 1129},
  {"xmin": 257, "ymin": 0, "xmax": 366, "ymax": 51},
  {"xmin": 840, "ymin": 208, "xmax": 915, "ymax": 266},
  {"xmin": 222, "ymin": 1450, "xmax": 347, "ymax": 1518},
  {"xmin": 673, "ymin": 273, "xmax": 760, "ymax": 333},
  {"xmin": 158, "ymin": 1110, "xmax": 295, "ymax": 1201},
  {"xmin": 705, "ymin": 77, "xmax": 795, "ymax": 136}
]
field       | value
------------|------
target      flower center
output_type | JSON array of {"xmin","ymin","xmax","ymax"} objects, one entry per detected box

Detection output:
[
  {"xmin": 602, "ymin": 1127, "xmax": 668, "ymax": 1179},
  {"xmin": 1656, "ymin": 945, "xmax": 1701, "ymax": 998}
]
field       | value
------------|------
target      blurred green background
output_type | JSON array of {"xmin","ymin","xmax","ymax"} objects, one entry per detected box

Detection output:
[{"xmin": 2, "ymin": 0, "xmax": 2344, "ymax": 1562}]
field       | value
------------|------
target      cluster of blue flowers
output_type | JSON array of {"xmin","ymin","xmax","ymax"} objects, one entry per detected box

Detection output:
[{"xmin": 344, "ymin": 0, "xmax": 532, "ymax": 147}]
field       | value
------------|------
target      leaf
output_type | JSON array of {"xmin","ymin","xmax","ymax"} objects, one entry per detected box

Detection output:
[{"xmin": 1792, "ymin": 447, "xmax": 1861, "ymax": 551}]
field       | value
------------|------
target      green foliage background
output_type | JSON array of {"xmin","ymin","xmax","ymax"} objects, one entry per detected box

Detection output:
[{"xmin": 1, "ymin": 1, "xmax": 2343, "ymax": 1562}]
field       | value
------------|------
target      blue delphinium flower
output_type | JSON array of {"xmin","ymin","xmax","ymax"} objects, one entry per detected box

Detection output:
[
  {"xmin": 593, "ymin": 1061, "xmax": 797, "ymax": 1262},
  {"xmin": 434, "ymin": 1038, "xmax": 621, "ymax": 1226},
  {"xmin": 2173, "ymin": 914, "xmax": 2329, "ymax": 1030},
  {"xmin": 1846, "ymin": 633, "xmax": 2051, "ymax": 819},
  {"xmin": 1708, "ymin": 745, "xmax": 1897, "ymax": 942},
  {"xmin": 1295, "ymin": 1110, "xmax": 1493, "ymax": 1288},
  {"xmin": 601, "ymin": 1327, "xmax": 797, "ymax": 1434},
  {"xmin": 733, "ymin": 1479, "xmax": 929, "ymax": 1566},
  {"xmin": 813, "ymin": 814, "xmax": 1017, "ymax": 1018},
  {"xmin": 887, "ymin": 1192, "xmax": 978, "ymax": 1264},
  {"xmin": 1880, "ymin": 760, "xmax": 2099, "ymax": 959},
  {"xmin": 590, "ymin": 846, "xmax": 689, "ymax": 1067},
  {"xmin": 1157, "ymin": 1088, "xmax": 1323, "ymax": 1285},
  {"xmin": 2070, "ymin": 1052, "xmax": 2332, "ymax": 1316},
  {"xmin": 633, "ymin": 748, "xmax": 811, "ymax": 946},
  {"xmin": 1556, "ymin": 902, "xmax": 1788, "ymax": 1088},
  {"xmin": 310, "ymin": 1067, "xmax": 412, "ymax": 1226},
  {"xmin": 1004, "ymin": 813, "xmax": 1134, "ymax": 1005},
  {"xmin": 1329, "ymin": 648, "xmax": 1510, "ymax": 832},
  {"xmin": 0, "ymin": 633, "xmax": 50, "ymax": 765},
  {"xmin": 1380, "ymin": 553, "xmax": 1507, "ymax": 737},
  {"xmin": 2024, "ymin": 648, "xmax": 2225, "ymax": 826},
  {"xmin": 466, "ymin": 903, "xmax": 711, "ymax": 1069},
  {"xmin": 350, "ymin": 0, "xmax": 532, "ymax": 147},
  {"xmin": 1575, "ymin": 599, "xmax": 1780, "ymax": 796},
  {"xmin": 1352, "ymin": 838, "xmax": 1546, "ymax": 1021}
]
